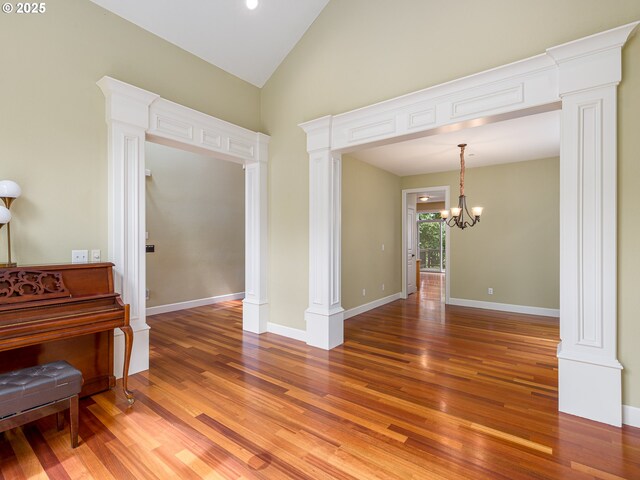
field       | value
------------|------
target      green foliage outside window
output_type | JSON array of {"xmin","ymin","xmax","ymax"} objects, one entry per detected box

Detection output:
[{"xmin": 417, "ymin": 212, "xmax": 446, "ymax": 270}]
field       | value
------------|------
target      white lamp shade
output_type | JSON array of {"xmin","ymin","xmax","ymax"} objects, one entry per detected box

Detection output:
[
  {"xmin": 0, "ymin": 206, "xmax": 11, "ymax": 224},
  {"xmin": 0, "ymin": 180, "xmax": 21, "ymax": 198},
  {"xmin": 472, "ymin": 206, "xmax": 484, "ymax": 217},
  {"xmin": 440, "ymin": 210, "xmax": 449, "ymax": 219},
  {"xmin": 451, "ymin": 207, "xmax": 461, "ymax": 217}
]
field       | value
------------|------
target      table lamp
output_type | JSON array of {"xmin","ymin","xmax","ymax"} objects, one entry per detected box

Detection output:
[{"xmin": 0, "ymin": 180, "xmax": 21, "ymax": 268}]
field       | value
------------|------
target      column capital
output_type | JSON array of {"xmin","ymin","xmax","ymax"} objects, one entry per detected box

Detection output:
[
  {"xmin": 253, "ymin": 133, "xmax": 270, "ymax": 164},
  {"xmin": 546, "ymin": 21, "xmax": 639, "ymax": 95},
  {"xmin": 97, "ymin": 76, "xmax": 159, "ymax": 129},
  {"xmin": 299, "ymin": 115, "xmax": 333, "ymax": 153}
]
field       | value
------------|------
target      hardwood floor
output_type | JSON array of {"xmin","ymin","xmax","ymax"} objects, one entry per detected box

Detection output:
[{"xmin": 2, "ymin": 273, "xmax": 640, "ymax": 479}]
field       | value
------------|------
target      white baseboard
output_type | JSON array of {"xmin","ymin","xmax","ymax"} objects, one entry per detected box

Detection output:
[
  {"xmin": 146, "ymin": 292, "xmax": 245, "ymax": 316},
  {"xmin": 623, "ymin": 405, "xmax": 640, "ymax": 428},
  {"xmin": 267, "ymin": 322, "xmax": 307, "ymax": 342},
  {"xmin": 344, "ymin": 293, "xmax": 402, "ymax": 319},
  {"xmin": 448, "ymin": 297, "xmax": 559, "ymax": 318}
]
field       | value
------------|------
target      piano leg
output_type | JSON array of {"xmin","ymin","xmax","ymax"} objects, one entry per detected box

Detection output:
[{"xmin": 120, "ymin": 325, "xmax": 135, "ymax": 405}]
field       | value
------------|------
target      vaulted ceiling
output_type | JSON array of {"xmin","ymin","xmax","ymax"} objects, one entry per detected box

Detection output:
[
  {"xmin": 90, "ymin": 1, "xmax": 560, "ymax": 173},
  {"xmin": 90, "ymin": 0, "xmax": 329, "ymax": 87}
]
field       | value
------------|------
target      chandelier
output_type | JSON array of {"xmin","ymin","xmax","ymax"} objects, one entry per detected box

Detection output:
[{"xmin": 440, "ymin": 144, "xmax": 483, "ymax": 230}]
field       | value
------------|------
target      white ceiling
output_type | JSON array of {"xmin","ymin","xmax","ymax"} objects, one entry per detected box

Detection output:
[
  {"xmin": 90, "ymin": 0, "xmax": 329, "ymax": 87},
  {"xmin": 351, "ymin": 110, "xmax": 561, "ymax": 177},
  {"xmin": 416, "ymin": 191, "xmax": 446, "ymax": 203}
]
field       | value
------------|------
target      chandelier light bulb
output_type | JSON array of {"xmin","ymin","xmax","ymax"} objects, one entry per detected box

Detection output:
[{"xmin": 246, "ymin": 0, "xmax": 259, "ymax": 10}]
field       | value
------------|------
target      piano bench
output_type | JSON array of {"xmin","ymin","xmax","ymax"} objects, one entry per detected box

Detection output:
[{"xmin": 0, "ymin": 361, "xmax": 83, "ymax": 448}]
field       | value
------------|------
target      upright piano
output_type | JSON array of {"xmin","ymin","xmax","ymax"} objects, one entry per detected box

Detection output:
[{"xmin": 0, "ymin": 263, "xmax": 134, "ymax": 403}]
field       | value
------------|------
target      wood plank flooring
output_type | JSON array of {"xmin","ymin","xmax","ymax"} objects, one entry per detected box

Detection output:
[{"xmin": 2, "ymin": 273, "xmax": 640, "ymax": 479}]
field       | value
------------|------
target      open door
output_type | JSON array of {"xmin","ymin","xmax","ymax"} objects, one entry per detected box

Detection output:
[{"xmin": 407, "ymin": 194, "xmax": 417, "ymax": 295}]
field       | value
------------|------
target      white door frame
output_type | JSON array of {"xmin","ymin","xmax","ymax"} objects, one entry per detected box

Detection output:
[
  {"xmin": 406, "ymin": 197, "xmax": 417, "ymax": 295},
  {"xmin": 97, "ymin": 76, "xmax": 269, "ymax": 377},
  {"xmin": 402, "ymin": 186, "xmax": 450, "ymax": 303},
  {"xmin": 300, "ymin": 22, "xmax": 639, "ymax": 426}
]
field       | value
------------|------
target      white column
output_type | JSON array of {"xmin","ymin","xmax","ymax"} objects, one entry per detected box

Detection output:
[
  {"xmin": 300, "ymin": 116, "xmax": 344, "ymax": 349},
  {"xmin": 547, "ymin": 22, "xmax": 639, "ymax": 426},
  {"xmin": 97, "ymin": 77, "xmax": 158, "ymax": 375},
  {"xmin": 243, "ymin": 133, "xmax": 270, "ymax": 333}
]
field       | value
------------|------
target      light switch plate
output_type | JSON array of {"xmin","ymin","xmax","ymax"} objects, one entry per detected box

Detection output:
[{"xmin": 91, "ymin": 249, "xmax": 101, "ymax": 262}]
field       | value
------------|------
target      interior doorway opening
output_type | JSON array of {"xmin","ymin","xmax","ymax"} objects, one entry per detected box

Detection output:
[
  {"xmin": 402, "ymin": 186, "xmax": 450, "ymax": 303},
  {"xmin": 417, "ymin": 213, "xmax": 446, "ymax": 274},
  {"xmin": 144, "ymin": 141, "xmax": 245, "ymax": 316}
]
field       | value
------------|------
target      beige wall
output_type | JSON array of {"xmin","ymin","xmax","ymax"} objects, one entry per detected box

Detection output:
[
  {"xmin": 145, "ymin": 143, "xmax": 244, "ymax": 308},
  {"xmin": 403, "ymin": 157, "xmax": 560, "ymax": 309},
  {"xmin": 261, "ymin": 1, "xmax": 640, "ymax": 406},
  {"xmin": 618, "ymin": 30, "xmax": 640, "ymax": 408},
  {"xmin": 342, "ymin": 156, "xmax": 401, "ymax": 310},
  {"xmin": 3, "ymin": 0, "xmax": 640, "ymax": 407},
  {"xmin": 0, "ymin": 0, "xmax": 260, "ymax": 266},
  {"xmin": 417, "ymin": 202, "xmax": 445, "ymax": 212}
]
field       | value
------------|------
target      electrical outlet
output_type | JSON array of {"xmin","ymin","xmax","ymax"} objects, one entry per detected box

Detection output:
[
  {"xmin": 381, "ymin": 243, "xmax": 385, "ymax": 251},
  {"xmin": 382, "ymin": 283, "xmax": 385, "ymax": 291},
  {"xmin": 91, "ymin": 249, "xmax": 101, "ymax": 262},
  {"xmin": 362, "ymin": 289, "xmax": 366, "ymax": 296},
  {"xmin": 71, "ymin": 250, "xmax": 88, "ymax": 263},
  {"xmin": 145, "ymin": 289, "xmax": 150, "ymax": 300},
  {"xmin": 488, "ymin": 287, "xmax": 494, "ymax": 295}
]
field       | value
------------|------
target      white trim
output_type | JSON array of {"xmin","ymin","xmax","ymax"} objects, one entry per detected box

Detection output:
[
  {"xmin": 401, "ymin": 186, "xmax": 450, "ymax": 304},
  {"xmin": 266, "ymin": 322, "xmax": 307, "ymax": 343},
  {"xmin": 114, "ymin": 322, "xmax": 150, "ymax": 377},
  {"xmin": 98, "ymin": 76, "xmax": 270, "ymax": 377},
  {"xmin": 344, "ymin": 293, "xmax": 402, "ymax": 320},
  {"xmin": 146, "ymin": 292, "xmax": 245, "ymax": 316},
  {"xmin": 558, "ymin": 356, "xmax": 622, "ymax": 426},
  {"xmin": 299, "ymin": 21, "xmax": 640, "ymax": 426},
  {"xmin": 449, "ymin": 298, "xmax": 559, "ymax": 318},
  {"xmin": 623, "ymin": 405, "xmax": 640, "ymax": 428},
  {"xmin": 297, "ymin": 120, "xmax": 344, "ymax": 350}
]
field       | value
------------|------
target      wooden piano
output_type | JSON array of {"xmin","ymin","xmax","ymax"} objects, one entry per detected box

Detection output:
[{"xmin": 0, "ymin": 263, "xmax": 134, "ymax": 403}]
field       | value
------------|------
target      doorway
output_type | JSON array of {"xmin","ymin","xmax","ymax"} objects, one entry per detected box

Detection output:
[
  {"xmin": 417, "ymin": 210, "xmax": 446, "ymax": 304},
  {"xmin": 300, "ymin": 22, "xmax": 635, "ymax": 425},
  {"xmin": 402, "ymin": 186, "xmax": 450, "ymax": 303},
  {"xmin": 144, "ymin": 142, "xmax": 245, "ymax": 315},
  {"xmin": 417, "ymin": 214, "xmax": 446, "ymax": 274}
]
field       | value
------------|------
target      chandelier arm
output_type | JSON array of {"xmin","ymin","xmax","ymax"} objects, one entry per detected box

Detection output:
[{"xmin": 462, "ymin": 201, "xmax": 475, "ymax": 221}]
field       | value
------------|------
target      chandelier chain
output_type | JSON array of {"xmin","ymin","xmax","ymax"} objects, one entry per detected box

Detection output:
[{"xmin": 459, "ymin": 143, "xmax": 466, "ymax": 196}]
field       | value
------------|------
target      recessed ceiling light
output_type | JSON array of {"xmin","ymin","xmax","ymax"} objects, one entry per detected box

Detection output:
[
  {"xmin": 419, "ymin": 196, "xmax": 430, "ymax": 202},
  {"xmin": 246, "ymin": 0, "xmax": 259, "ymax": 10}
]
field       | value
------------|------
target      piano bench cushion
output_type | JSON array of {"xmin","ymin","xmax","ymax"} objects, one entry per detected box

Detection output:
[{"xmin": 0, "ymin": 361, "xmax": 83, "ymax": 419}]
